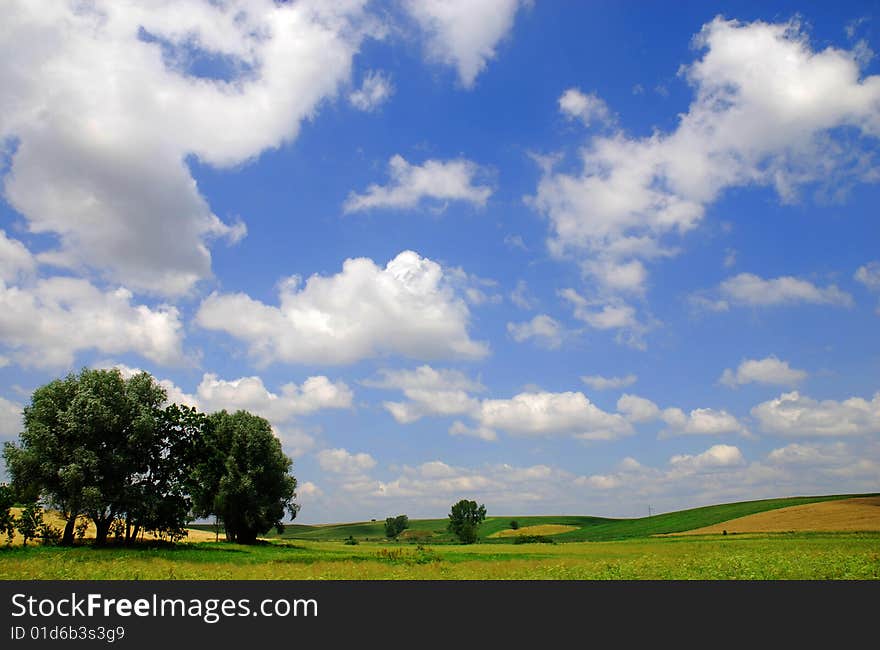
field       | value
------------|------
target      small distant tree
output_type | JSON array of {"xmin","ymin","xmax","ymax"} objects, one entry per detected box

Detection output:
[
  {"xmin": 0, "ymin": 484, "xmax": 15, "ymax": 544},
  {"xmin": 384, "ymin": 514, "xmax": 409, "ymax": 538},
  {"xmin": 16, "ymin": 502, "xmax": 43, "ymax": 546},
  {"xmin": 509, "ymin": 520, "xmax": 519, "ymax": 530},
  {"xmin": 447, "ymin": 499, "xmax": 486, "ymax": 544}
]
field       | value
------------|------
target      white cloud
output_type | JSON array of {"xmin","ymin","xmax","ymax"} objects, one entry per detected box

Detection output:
[
  {"xmin": 195, "ymin": 373, "xmax": 353, "ymax": 421},
  {"xmin": 403, "ymin": 0, "xmax": 525, "ymax": 87},
  {"xmin": 855, "ymin": 261, "xmax": 880, "ymax": 290},
  {"xmin": 0, "ymin": 277, "xmax": 184, "ymax": 368},
  {"xmin": 509, "ymin": 280, "xmax": 536, "ymax": 309},
  {"xmin": 559, "ymin": 88, "xmax": 612, "ymax": 126},
  {"xmin": 615, "ymin": 392, "xmax": 748, "ymax": 437},
  {"xmin": 582, "ymin": 374, "xmax": 637, "ymax": 390},
  {"xmin": 317, "ymin": 448, "xmax": 377, "ymax": 474},
  {"xmin": 752, "ymin": 391, "xmax": 880, "ymax": 437},
  {"xmin": 448, "ymin": 420, "xmax": 498, "ymax": 441},
  {"xmin": 349, "ymin": 69, "xmax": 394, "ymax": 111},
  {"xmin": 1, "ymin": 1, "xmax": 375, "ymax": 295},
  {"xmin": 363, "ymin": 365, "xmax": 484, "ymax": 392},
  {"xmin": 716, "ymin": 273, "xmax": 853, "ymax": 308},
  {"xmin": 297, "ymin": 481, "xmax": 323, "ymax": 498},
  {"xmin": 370, "ymin": 369, "xmax": 631, "ymax": 442},
  {"xmin": 616, "ymin": 394, "xmax": 661, "ymax": 423},
  {"xmin": 669, "ymin": 444, "xmax": 745, "ymax": 472},
  {"xmin": 507, "ymin": 314, "xmax": 562, "ymax": 348},
  {"xmin": 343, "ymin": 155, "xmax": 492, "ymax": 212},
  {"xmin": 363, "ymin": 365, "xmax": 483, "ymax": 424},
  {"xmin": 530, "ymin": 18, "xmax": 880, "ymax": 297},
  {"xmin": 720, "ymin": 355, "xmax": 807, "ymax": 387},
  {"xmin": 766, "ymin": 442, "xmax": 851, "ymax": 466},
  {"xmin": 560, "ymin": 288, "xmax": 647, "ymax": 349},
  {"xmin": 0, "ymin": 396, "xmax": 22, "ymax": 442},
  {"xmin": 661, "ymin": 407, "xmax": 748, "ymax": 437},
  {"xmin": 196, "ymin": 250, "xmax": 489, "ymax": 365},
  {"xmin": 0, "ymin": 230, "xmax": 35, "ymax": 283},
  {"xmin": 503, "ymin": 234, "xmax": 529, "ymax": 252},
  {"xmin": 478, "ymin": 391, "xmax": 632, "ymax": 441}
]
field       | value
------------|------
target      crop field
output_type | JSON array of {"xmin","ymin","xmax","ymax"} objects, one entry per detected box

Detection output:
[{"xmin": 2, "ymin": 494, "xmax": 878, "ymax": 580}]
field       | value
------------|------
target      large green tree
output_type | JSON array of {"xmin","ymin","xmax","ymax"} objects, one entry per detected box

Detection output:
[
  {"xmin": 192, "ymin": 410, "xmax": 298, "ymax": 544},
  {"xmin": 2, "ymin": 368, "xmax": 173, "ymax": 545},
  {"xmin": 448, "ymin": 499, "xmax": 487, "ymax": 544}
]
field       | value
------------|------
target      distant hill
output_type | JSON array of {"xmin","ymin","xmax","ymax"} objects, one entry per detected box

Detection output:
[{"xmin": 189, "ymin": 493, "xmax": 877, "ymax": 542}]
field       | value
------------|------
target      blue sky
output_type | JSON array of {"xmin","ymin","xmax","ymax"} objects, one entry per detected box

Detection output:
[{"xmin": 1, "ymin": 1, "xmax": 878, "ymax": 522}]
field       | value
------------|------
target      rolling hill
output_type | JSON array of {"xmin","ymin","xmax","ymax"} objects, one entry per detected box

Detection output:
[{"xmin": 191, "ymin": 492, "xmax": 878, "ymax": 543}]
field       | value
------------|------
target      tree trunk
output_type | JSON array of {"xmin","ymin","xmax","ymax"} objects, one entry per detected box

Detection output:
[
  {"xmin": 94, "ymin": 517, "xmax": 111, "ymax": 546},
  {"xmin": 125, "ymin": 516, "xmax": 131, "ymax": 544},
  {"xmin": 61, "ymin": 516, "xmax": 76, "ymax": 547}
]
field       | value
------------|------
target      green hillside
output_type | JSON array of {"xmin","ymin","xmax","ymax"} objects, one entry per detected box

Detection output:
[{"xmin": 190, "ymin": 493, "xmax": 873, "ymax": 543}]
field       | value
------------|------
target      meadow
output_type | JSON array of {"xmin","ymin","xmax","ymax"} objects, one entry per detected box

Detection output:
[
  {"xmin": 2, "ymin": 494, "xmax": 878, "ymax": 580},
  {"xmin": 1, "ymin": 533, "xmax": 878, "ymax": 580}
]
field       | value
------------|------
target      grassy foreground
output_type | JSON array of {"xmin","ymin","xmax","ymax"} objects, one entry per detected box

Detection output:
[{"xmin": 1, "ymin": 533, "xmax": 878, "ymax": 580}]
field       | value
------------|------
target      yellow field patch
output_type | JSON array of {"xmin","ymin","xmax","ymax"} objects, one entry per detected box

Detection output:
[
  {"xmin": 490, "ymin": 524, "xmax": 579, "ymax": 538},
  {"xmin": 671, "ymin": 496, "xmax": 880, "ymax": 536},
  {"xmin": 5, "ymin": 508, "xmax": 217, "ymax": 545}
]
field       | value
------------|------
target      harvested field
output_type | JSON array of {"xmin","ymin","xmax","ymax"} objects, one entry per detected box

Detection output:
[
  {"xmin": 490, "ymin": 524, "xmax": 579, "ymax": 538},
  {"xmin": 5, "ymin": 508, "xmax": 218, "ymax": 545},
  {"xmin": 671, "ymin": 496, "xmax": 880, "ymax": 535}
]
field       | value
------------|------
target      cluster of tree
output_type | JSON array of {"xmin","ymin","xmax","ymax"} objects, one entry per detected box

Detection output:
[
  {"xmin": 448, "ymin": 499, "xmax": 486, "ymax": 544},
  {"xmin": 2, "ymin": 368, "xmax": 299, "ymax": 546},
  {"xmin": 384, "ymin": 514, "xmax": 409, "ymax": 538}
]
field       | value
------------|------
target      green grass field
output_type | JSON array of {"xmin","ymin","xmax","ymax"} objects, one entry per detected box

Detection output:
[
  {"xmin": 1, "ymin": 533, "xmax": 878, "ymax": 579},
  {"xmin": 3, "ymin": 493, "xmax": 878, "ymax": 579}
]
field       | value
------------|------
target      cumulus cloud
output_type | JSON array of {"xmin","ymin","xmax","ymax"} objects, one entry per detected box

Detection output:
[
  {"xmin": 371, "ymin": 370, "xmax": 631, "ymax": 442},
  {"xmin": 669, "ymin": 444, "xmax": 745, "ymax": 472},
  {"xmin": 616, "ymin": 394, "xmax": 661, "ymax": 423},
  {"xmin": 196, "ymin": 251, "xmax": 489, "ymax": 365},
  {"xmin": 509, "ymin": 280, "xmax": 536, "ymax": 309},
  {"xmin": 530, "ymin": 17, "xmax": 880, "ymax": 298},
  {"xmin": 752, "ymin": 391, "xmax": 880, "ymax": 436},
  {"xmin": 363, "ymin": 365, "xmax": 483, "ymax": 424},
  {"xmin": 1, "ymin": 1, "xmax": 376, "ymax": 295},
  {"xmin": 661, "ymin": 407, "xmax": 749, "ymax": 437},
  {"xmin": 0, "ymin": 277, "xmax": 185, "ymax": 368},
  {"xmin": 0, "ymin": 230, "xmax": 35, "ymax": 283},
  {"xmin": 559, "ymin": 88, "xmax": 612, "ymax": 126},
  {"xmin": 403, "ymin": 0, "xmax": 525, "ymax": 87},
  {"xmin": 448, "ymin": 420, "xmax": 498, "ymax": 441},
  {"xmin": 343, "ymin": 155, "xmax": 492, "ymax": 213},
  {"xmin": 560, "ymin": 288, "xmax": 648, "ymax": 349},
  {"xmin": 348, "ymin": 70, "xmax": 394, "ymax": 111},
  {"xmin": 583, "ymin": 374, "xmax": 637, "ymax": 391},
  {"xmin": 194, "ymin": 374, "xmax": 353, "ymax": 421},
  {"xmin": 478, "ymin": 391, "xmax": 632, "ymax": 441},
  {"xmin": 507, "ymin": 314, "xmax": 563, "ymax": 348},
  {"xmin": 616, "ymin": 393, "xmax": 748, "ymax": 436},
  {"xmin": 766, "ymin": 442, "xmax": 852, "ymax": 466},
  {"xmin": 317, "ymin": 448, "xmax": 377, "ymax": 475},
  {"xmin": 710, "ymin": 273, "xmax": 854, "ymax": 309},
  {"xmin": 855, "ymin": 261, "xmax": 880, "ymax": 290},
  {"xmin": 0, "ymin": 396, "xmax": 22, "ymax": 442},
  {"xmin": 720, "ymin": 356, "xmax": 807, "ymax": 387}
]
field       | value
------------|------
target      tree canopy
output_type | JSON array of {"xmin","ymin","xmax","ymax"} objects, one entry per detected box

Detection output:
[
  {"xmin": 194, "ymin": 410, "xmax": 299, "ymax": 544},
  {"xmin": 448, "ymin": 499, "xmax": 487, "ymax": 544},
  {"xmin": 3, "ymin": 369, "xmax": 300, "ymax": 546}
]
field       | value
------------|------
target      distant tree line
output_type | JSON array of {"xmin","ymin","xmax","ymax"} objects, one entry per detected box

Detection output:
[{"xmin": 1, "ymin": 368, "xmax": 299, "ymax": 546}]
